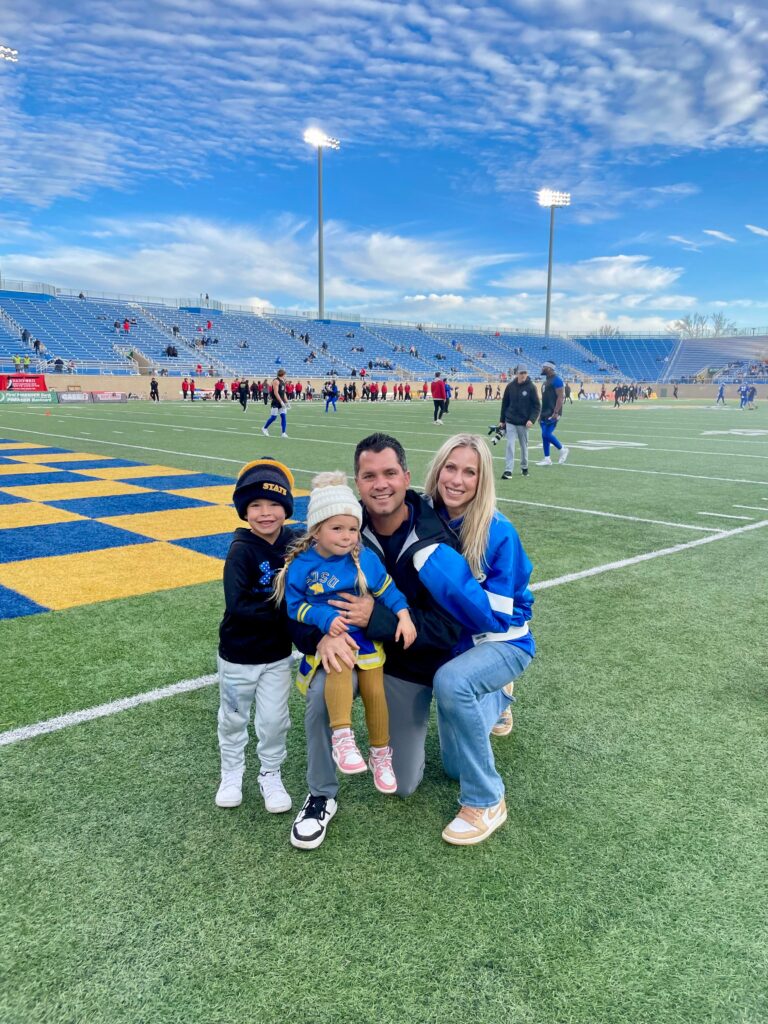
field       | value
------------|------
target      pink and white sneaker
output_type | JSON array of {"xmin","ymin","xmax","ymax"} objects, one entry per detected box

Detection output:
[
  {"xmin": 331, "ymin": 729, "xmax": 367, "ymax": 774},
  {"xmin": 368, "ymin": 745, "xmax": 397, "ymax": 794}
]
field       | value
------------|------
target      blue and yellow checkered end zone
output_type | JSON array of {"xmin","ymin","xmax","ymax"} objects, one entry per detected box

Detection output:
[{"xmin": 0, "ymin": 440, "xmax": 309, "ymax": 620}]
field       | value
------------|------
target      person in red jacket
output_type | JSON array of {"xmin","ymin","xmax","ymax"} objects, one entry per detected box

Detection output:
[
  {"xmin": 430, "ymin": 372, "xmax": 446, "ymax": 424},
  {"xmin": 231, "ymin": 379, "xmax": 239, "ymax": 402},
  {"xmin": 189, "ymin": 378, "xmax": 196, "ymax": 401},
  {"xmin": 295, "ymin": 381, "xmax": 303, "ymax": 401},
  {"xmin": 214, "ymin": 379, "xmax": 225, "ymax": 401},
  {"xmin": 404, "ymin": 382, "xmax": 411, "ymax": 401},
  {"xmin": 467, "ymin": 383, "xmax": 474, "ymax": 400},
  {"xmin": 181, "ymin": 377, "xmax": 189, "ymax": 400},
  {"xmin": 381, "ymin": 383, "xmax": 388, "ymax": 401},
  {"xmin": 422, "ymin": 381, "xmax": 428, "ymax": 400}
]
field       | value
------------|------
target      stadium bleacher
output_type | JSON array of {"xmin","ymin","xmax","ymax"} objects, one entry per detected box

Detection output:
[{"xmin": 2, "ymin": 287, "xmax": 767, "ymax": 384}]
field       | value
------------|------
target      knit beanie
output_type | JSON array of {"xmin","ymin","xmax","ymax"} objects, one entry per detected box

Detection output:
[
  {"xmin": 233, "ymin": 457, "xmax": 294, "ymax": 520},
  {"xmin": 307, "ymin": 471, "xmax": 362, "ymax": 531}
]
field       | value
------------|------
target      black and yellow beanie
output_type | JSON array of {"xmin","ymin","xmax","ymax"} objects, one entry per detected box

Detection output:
[{"xmin": 233, "ymin": 458, "xmax": 294, "ymax": 520}]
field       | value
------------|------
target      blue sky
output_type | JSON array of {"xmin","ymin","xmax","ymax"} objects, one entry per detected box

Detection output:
[{"xmin": 1, "ymin": 0, "xmax": 768, "ymax": 332}]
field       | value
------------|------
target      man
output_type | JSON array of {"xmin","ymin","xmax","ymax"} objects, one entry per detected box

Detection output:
[
  {"xmin": 443, "ymin": 380, "xmax": 452, "ymax": 414},
  {"xmin": 289, "ymin": 433, "xmax": 463, "ymax": 850},
  {"xmin": 430, "ymin": 372, "xmax": 446, "ymax": 424},
  {"xmin": 181, "ymin": 377, "xmax": 189, "ymax": 400},
  {"xmin": 238, "ymin": 378, "xmax": 249, "ymax": 412},
  {"xmin": 149, "ymin": 377, "xmax": 159, "ymax": 402},
  {"xmin": 499, "ymin": 364, "xmax": 541, "ymax": 479},
  {"xmin": 537, "ymin": 362, "xmax": 568, "ymax": 466},
  {"xmin": 564, "ymin": 382, "xmax": 573, "ymax": 404},
  {"xmin": 716, "ymin": 383, "xmax": 725, "ymax": 405}
]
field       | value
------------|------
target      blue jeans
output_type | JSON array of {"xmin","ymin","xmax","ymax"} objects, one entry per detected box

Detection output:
[
  {"xmin": 433, "ymin": 642, "xmax": 532, "ymax": 808},
  {"xmin": 540, "ymin": 417, "xmax": 562, "ymax": 456}
]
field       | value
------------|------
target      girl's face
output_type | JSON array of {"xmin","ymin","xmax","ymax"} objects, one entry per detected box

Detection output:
[
  {"xmin": 437, "ymin": 445, "xmax": 479, "ymax": 519},
  {"xmin": 314, "ymin": 514, "xmax": 360, "ymax": 557}
]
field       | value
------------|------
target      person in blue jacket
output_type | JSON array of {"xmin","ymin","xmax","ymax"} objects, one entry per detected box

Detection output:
[
  {"xmin": 420, "ymin": 432, "xmax": 535, "ymax": 846},
  {"xmin": 274, "ymin": 472, "xmax": 416, "ymax": 799}
]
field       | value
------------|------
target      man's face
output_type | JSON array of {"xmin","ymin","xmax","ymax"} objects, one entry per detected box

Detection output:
[
  {"xmin": 516, "ymin": 371, "xmax": 528, "ymax": 384},
  {"xmin": 355, "ymin": 448, "xmax": 411, "ymax": 519}
]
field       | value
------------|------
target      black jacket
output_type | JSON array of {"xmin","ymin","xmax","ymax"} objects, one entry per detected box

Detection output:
[
  {"xmin": 289, "ymin": 491, "xmax": 462, "ymax": 685},
  {"xmin": 500, "ymin": 378, "xmax": 541, "ymax": 426},
  {"xmin": 218, "ymin": 526, "xmax": 299, "ymax": 665}
]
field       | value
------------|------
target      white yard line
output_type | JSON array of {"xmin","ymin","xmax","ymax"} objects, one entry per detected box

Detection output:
[
  {"xmin": 0, "ymin": 676, "xmax": 217, "ymax": 747},
  {"xmin": 495, "ymin": 497, "xmax": 721, "ymax": 533},
  {"xmin": 530, "ymin": 519, "xmax": 768, "ymax": 592},
  {"xmin": 563, "ymin": 462, "xmax": 768, "ymax": 487},
  {"xmin": 733, "ymin": 504, "xmax": 768, "ymax": 511},
  {"xmin": 3, "ymin": 518, "xmax": 766, "ymax": 748},
  {"xmin": 697, "ymin": 511, "xmax": 753, "ymax": 520}
]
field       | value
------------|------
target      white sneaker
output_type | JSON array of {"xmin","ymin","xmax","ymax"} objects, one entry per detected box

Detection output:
[
  {"xmin": 442, "ymin": 799, "xmax": 507, "ymax": 846},
  {"xmin": 291, "ymin": 794, "xmax": 338, "ymax": 849},
  {"xmin": 558, "ymin": 447, "xmax": 569, "ymax": 464},
  {"xmin": 215, "ymin": 770, "xmax": 243, "ymax": 808},
  {"xmin": 258, "ymin": 770, "xmax": 292, "ymax": 813},
  {"xmin": 536, "ymin": 457, "xmax": 552, "ymax": 466},
  {"xmin": 261, "ymin": 427, "xmax": 269, "ymax": 436},
  {"xmin": 281, "ymin": 432, "xmax": 288, "ymax": 438}
]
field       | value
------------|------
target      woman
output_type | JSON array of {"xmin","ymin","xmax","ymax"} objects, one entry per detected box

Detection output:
[
  {"xmin": 419, "ymin": 433, "xmax": 535, "ymax": 846},
  {"xmin": 262, "ymin": 367, "xmax": 289, "ymax": 437}
]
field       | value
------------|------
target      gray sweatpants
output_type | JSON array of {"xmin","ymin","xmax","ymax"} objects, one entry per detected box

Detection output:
[
  {"xmin": 504, "ymin": 423, "xmax": 530, "ymax": 472},
  {"xmin": 305, "ymin": 668, "xmax": 433, "ymax": 799},
  {"xmin": 217, "ymin": 654, "xmax": 293, "ymax": 774}
]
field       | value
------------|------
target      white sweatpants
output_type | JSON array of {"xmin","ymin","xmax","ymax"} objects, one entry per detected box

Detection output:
[{"xmin": 216, "ymin": 654, "xmax": 293, "ymax": 774}]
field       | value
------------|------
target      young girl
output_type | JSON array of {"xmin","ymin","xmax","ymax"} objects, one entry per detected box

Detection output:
[{"xmin": 274, "ymin": 472, "xmax": 417, "ymax": 794}]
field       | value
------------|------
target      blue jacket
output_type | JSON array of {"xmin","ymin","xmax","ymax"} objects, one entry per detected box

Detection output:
[
  {"xmin": 415, "ymin": 507, "xmax": 535, "ymax": 658},
  {"xmin": 285, "ymin": 545, "xmax": 408, "ymax": 635}
]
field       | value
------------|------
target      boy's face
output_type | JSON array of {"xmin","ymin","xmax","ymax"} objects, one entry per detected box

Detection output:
[{"xmin": 245, "ymin": 499, "xmax": 286, "ymax": 543}]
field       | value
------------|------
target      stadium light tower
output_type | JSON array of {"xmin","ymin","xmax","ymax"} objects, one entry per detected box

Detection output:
[
  {"xmin": 304, "ymin": 127, "xmax": 340, "ymax": 320},
  {"xmin": 537, "ymin": 188, "xmax": 570, "ymax": 337},
  {"xmin": 0, "ymin": 45, "xmax": 19, "ymax": 62}
]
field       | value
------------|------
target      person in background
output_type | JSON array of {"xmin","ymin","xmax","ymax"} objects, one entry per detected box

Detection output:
[
  {"xmin": 499, "ymin": 364, "xmax": 540, "ymax": 480},
  {"xmin": 536, "ymin": 362, "xmax": 568, "ymax": 467}
]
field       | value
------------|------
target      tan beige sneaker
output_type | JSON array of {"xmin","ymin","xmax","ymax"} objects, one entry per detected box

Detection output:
[
  {"xmin": 491, "ymin": 682, "xmax": 515, "ymax": 737},
  {"xmin": 442, "ymin": 798, "xmax": 507, "ymax": 846}
]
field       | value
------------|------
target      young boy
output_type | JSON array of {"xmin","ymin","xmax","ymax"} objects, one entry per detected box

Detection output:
[{"xmin": 216, "ymin": 458, "xmax": 298, "ymax": 813}]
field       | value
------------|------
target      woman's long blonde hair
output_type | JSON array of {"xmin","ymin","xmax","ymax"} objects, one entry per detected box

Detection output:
[
  {"xmin": 422, "ymin": 433, "xmax": 496, "ymax": 579},
  {"xmin": 272, "ymin": 472, "xmax": 370, "ymax": 604}
]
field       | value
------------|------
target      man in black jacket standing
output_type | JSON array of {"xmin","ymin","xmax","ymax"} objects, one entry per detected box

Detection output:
[
  {"xmin": 289, "ymin": 433, "xmax": 462, "ymax": 849},
  {"xmin": 499, "ymin": 364, "xmax": 541, "ymax": 479}
]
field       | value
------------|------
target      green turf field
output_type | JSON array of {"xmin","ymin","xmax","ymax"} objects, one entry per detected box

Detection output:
[{"xmin": 1, "ymin": 395, "xmax": 767, "ymax": 1024}]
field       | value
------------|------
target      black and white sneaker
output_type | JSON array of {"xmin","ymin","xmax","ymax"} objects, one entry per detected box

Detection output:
[
  {"xmin": 500, "ymin": 471, "xmax": 512, "ymax": 480},
  {"xmin": 290, "ymin": 794, "xmax": 338, "ymax": 850},
  {"xmin": 521, "ymin": 467, "xmax": 529, "ymax": 476}
]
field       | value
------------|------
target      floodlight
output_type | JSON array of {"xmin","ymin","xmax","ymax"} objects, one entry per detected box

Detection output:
[
  {"xmin": 537, "ymin": 189, "xmax": 570, "ymax": 208},
  {"xmin": 0, "ymin": 45, "xmax": 19, "ymax": 62},
  {"xmin": 537, "ymin": 189, "xmax": 571, "ymax": 336},
  {"xmin": 303, "ymin": 128, "xmax": 340, "ymax": 150}
]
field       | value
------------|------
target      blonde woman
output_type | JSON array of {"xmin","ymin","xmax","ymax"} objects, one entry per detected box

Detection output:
[{"xmin": 419, "ymin": 434, "xmax": 535, "ymax": 846}]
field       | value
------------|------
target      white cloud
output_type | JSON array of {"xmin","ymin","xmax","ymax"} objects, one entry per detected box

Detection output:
[
  {"xmin": 495, "ymin": 255, "xmax": 682, "ymax": 293},
  {"xmin": 745, "ymin": 223, "xmax": 768, "ymax": 237},
  {"xmin": 668, "ymin": 235, "xmax": 702, "ymax": 252},
  {"xmin": 2, "ymin": 0, "xmax": 768, "ymax": 206},
  {"xmin": 703, "ymin": 229, "xmax": 737, "ymax": 243}
]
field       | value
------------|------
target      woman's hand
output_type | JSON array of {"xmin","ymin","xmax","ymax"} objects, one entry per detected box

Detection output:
[
  {"xmin": 315, "ymin": 633, "xmax": 359, "ymax": 673},
  {"xmin": 328, "ymin": 592, "xmax": 374, "ymax": 629}
]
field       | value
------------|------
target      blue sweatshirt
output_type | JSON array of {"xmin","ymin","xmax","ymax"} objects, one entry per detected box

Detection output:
[
  {"xmin": 285, "ymin": 544, "xmax": 409, "ymax": 635},
  {"xmin": 414, "ymin": 508, "xmax": 535, "ymax": 658}
]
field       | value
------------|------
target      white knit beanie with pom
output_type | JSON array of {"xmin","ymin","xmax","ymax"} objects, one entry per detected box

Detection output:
[{"xmin": 307, "ymin": 471, "xmax": 363, "ymax": 531}]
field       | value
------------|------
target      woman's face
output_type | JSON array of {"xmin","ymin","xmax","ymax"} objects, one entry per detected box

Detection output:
[{"xmin": 437, "ymin": 445, "xmax": 479, "ymax": 519}]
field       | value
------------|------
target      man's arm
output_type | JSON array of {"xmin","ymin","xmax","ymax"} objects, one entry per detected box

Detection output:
[
  {"xmin": 499, "ymin": 384, "xmax": 511, "ymax": 426},
  {"xmin": 552, "ymin": 384, "xmax": 565, "ymax": 419}
]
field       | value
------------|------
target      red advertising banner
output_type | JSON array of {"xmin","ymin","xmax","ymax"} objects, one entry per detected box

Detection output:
[{"xmin": 0, "ymin": 374, "xmax": 48, "ymax": 392}]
